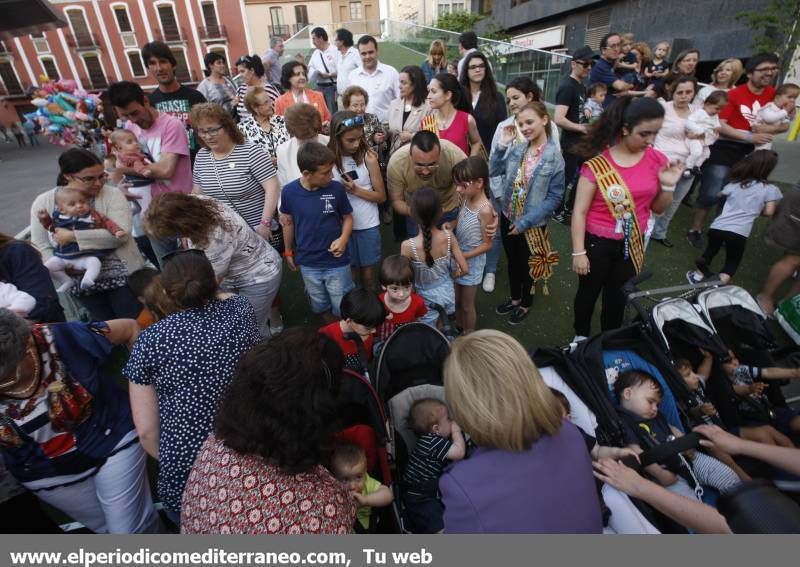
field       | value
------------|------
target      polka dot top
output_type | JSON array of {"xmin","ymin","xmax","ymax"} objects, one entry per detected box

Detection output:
[{"xmin": 123, "ymin": 295, "xmax": 261, "ymax": 514}]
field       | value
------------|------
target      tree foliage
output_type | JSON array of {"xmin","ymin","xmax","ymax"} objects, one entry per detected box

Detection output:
[
  {"xmin": 735, "ymin": 0, "xmax": 800, "ymax": 80},
  {"xmin": 435, "ymin": 11, "xmax": 484, "ymax": 33}
]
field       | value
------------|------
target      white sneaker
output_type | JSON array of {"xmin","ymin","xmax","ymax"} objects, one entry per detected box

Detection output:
[
  {"xmin": 686, "ymin": 270, "xmax": 704, "ymax": 285},
  {"xmin": 482, "ymin": 273, "xmax": 496, "ymax": 293}
]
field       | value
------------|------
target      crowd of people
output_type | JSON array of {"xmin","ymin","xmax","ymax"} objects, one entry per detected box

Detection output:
[{"xmin": 1, "ymin": 26, "xmax": 800, "ymax": 535}]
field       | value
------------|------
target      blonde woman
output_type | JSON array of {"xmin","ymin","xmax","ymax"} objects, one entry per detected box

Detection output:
[
  {"xmin": 440, "ymin": 330, "xmax": 603, "ymax": 533},
  {"xmin": 422, "ymin": 40, "xmax": 447, "ymax": 84},
  {"xmin": 695, "ymin": 58, "xmax": 744, "ymax": 103}
]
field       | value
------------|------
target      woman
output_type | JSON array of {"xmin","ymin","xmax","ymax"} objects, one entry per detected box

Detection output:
[
  {"xmin": 238, "ymin": 85, "xmax": 290, "ymax": 168},
  {"xmin": 145, "ymin": 193, "xmax": 282, "ymax": 338},
  {"xmin": 460, "ymin": 51, "xmax": 506, "ymax": 154},
  {"xmin": 29, "ymin": 148, "xmax": 143, "ymax": 320},
  {"xmin": 0, "ymin": 232, "xmax": 64, "ymax": 322},
  {"xmin": 181, "ymin": 327, "xmax": 357, "ymax": 534},
  {"xmin": 273, "ymin": 61, "xmax": 331, "ymax": 125},
  {"xmin": 196, "ymin": 52, "xmax": 238, "ymax": 117},
  {"xmin": 124, "ymin": 250, "xmax": 261, "ymax": 526},
  {"xmin": 421, "ymin": 40, "xmax": 447, "ymax": 84},
  {"xmin": 235, "ymin": 55, "xmax": 280, "ymax": 121},
  {"xmin": 571, "ymin": 98, "xmax": 684, "ymax": 341},
  {"xmin": 387, "ymin": 65, "xmax": 429, "ymax": 154},
  {"xmin": 0, "ymin": 309, "xmax": 158, "ymax": 533},
  {"xmin": 441, "ymin": 329, "xmax": 603, "ymax": 533},
  {"xmin": 276, "ymin": 102, "xmax": 330, "ymax": 188},
  {"xmin": 650, "ymin": 76, "xmax": 701, "ymax": 247},
  {"xmin": 695, "ymin": 58, "xmax": 744, "ymax": 103},
  {"xmin": 423, "ymin": 73, "xmax": 481, "ymax": 156},
  {"xmin": 191, "ymin": 103, "xmax": 280, "ymax": 235},
  {"xmin": 660, "ymin": 49, "xmax": 701, "ymax": 100},
  {"xmin": 489, "ymin": 102, "xmax": 564, "ymax": 325}
]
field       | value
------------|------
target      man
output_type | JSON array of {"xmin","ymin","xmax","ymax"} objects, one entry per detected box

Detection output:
[
  {"xmin": 308, "ymin": 27, "xmax": 339, "ymax": 114},
  {"xmin": 335, "ymin": 28, "xmax": 361, "ymax": 100},
  {"xmin": 141, "ymin": 41, "xmax": 205, "ymax": 162},
  {"xmin": 262, "ymin": 36, "xmax": 284, "ymax": 86},
  {"xmin": 107, "ymin": 81, "xmax": 191, "ymax": 264},
  {"xmin": 552, "ymin": 46, "xmax": 594, "ymax": 225},
  {"xmin": 388, "ymin": 131, "xmax": 466, "ymax": 236},
  {"xmin": 347, "ymin": 35, "xmax": 400, "ymax": 122},
  {"xmin": 456, "ymin": 32, "xmax": 478, "ymax": 79},
  {"xmin": 588, "ymin": 33, "xmax": 632, "ymax": 107},
  {"xmin": 687, "ymin": 53, "xmax": 782, "ymax": 249}
]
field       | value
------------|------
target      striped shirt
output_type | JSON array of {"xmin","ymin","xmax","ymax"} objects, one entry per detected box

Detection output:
[
  {"xmin": 402, "ymin": 432, "xmax": 452, "ymax": 491},
  {"xmin": 193, "ymin": 143, "xmax": 276, "ymax": 229}
]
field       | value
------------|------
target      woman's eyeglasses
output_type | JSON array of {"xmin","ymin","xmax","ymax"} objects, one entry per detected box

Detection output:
[
  {"xmin": 468, "ymin": 63, "xmax": 486, "ymax": 71},
  {"xmin": 197, "ymin": 126, "xmax": 224, "ymax": 137},
  {"xmin": 73, "ymin": 173, "xmax": 109, "ymax": 184},
  {"xmin": 335, "ymin": 115, "xmax": 365, "ymax": 134}
]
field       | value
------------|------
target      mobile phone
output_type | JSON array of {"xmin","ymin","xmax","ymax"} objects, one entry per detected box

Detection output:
[{"xmin": 344, "ymin": 170, "xmax": 359, "ymax": 180}]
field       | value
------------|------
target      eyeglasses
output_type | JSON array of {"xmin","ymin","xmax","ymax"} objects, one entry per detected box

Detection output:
[
  {"xmin": 162, "ymin": 248, "xmax": 207, "ymax": 262},
  {"xmin": 754, "ymin": 66, "xmax": 778, "ymax": 73},
  {"xmin": 413, "ymin": 161, "xmax": 439, "ymax": 170},
  {"xmin": 335, "ymin": 114, "xmax": 365, "ymax": 134},
  {"xmin": 72, "ymin": 173, "xmax": 108, "ymax": 184},
  {"xmin": 468, "ymin": 63, "xmax": 486, "ymax": 71},
  {"xmin": 604, "ymin": 43, "xmax": 621, "ymax": 50},
  {"xmin": 197, "ymin": 126, "xmax": 224, "ymax": 137},
  {"xmin": 575, "ymin": 60, "xmax": 593, "ymax": 68}
]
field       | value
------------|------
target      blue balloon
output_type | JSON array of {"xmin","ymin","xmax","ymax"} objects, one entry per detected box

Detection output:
[{"xmin": 48, "ymin": 124, "xmax": 63, "ymax": 133}]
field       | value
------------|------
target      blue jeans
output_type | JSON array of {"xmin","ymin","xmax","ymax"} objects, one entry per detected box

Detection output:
[
  {"xmin": 318, "ymin": 83, "xmax": 338, "ymax": 114},
  {"xmin": 696, "ymin": 164, "xmax": 730, "ymax": 209},
  {"xmin": 225, "ymin": 274, "xmax": 283, "ymax": 339},
  {"xmin": 651, "ymin": 174, "xmax": 696, "ymax": 240},
  {"xmin": 299, "ymin": 264, "xmax": 354, "ymax": 316},
  {"xmin": 405, "ymin": 207, "xmax": 459, "ymax": 237},
  {"xmin": 484, "ymin": 196, "xmax": 503, "ymax": 274}
]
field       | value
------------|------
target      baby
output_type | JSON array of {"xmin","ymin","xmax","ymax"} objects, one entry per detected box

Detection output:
[
  {"xmin": 402, "ymin": 398, "xmax": 465, "ymax": 533},
  {"xmin": 684, "ymin": 90, "xmax": 728, "ymax": 174},
  {"xmin": 38, "ymin": 187, "xmax": 127, "ymax": 292},
  {"xmin": 676, "ymin": 353, "xmax": 722, "ymax": 426},
  {"xmin": 615, "ymin": 370, "xmax": 743, "ymax": 500},
  {"xmin": 110, "ymin": 128, "xmax": 154, "ymax": 232},
  {"xmin": 584, "ymin": 83, "xmax": 607, "ymax": 122},
  {"xmin": 754, "ymin": 83, "xmax": 800, "ymax": 150},
  {"xmin": 331, "ymin": 443, "xmax": 393, "ymax": 533},
  {"xmin": 0, "ymin": 282, "xmax": 36, "ymax": 317}
]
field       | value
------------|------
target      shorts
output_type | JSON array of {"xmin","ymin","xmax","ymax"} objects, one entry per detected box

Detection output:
[
  {"xmin": 347, "ymin": 226, "xmax": 382, "ymax": 268},
  {"xmin": 455, "ymin": 252, "xmax": 486, "ymax": 286},
  {"xmin": 417, "ymin": 277, "xmax": 455, "ymax": 325},
  {"xmin": 299, "ymin": 264, "xmax": 355, "ymax": 317}
]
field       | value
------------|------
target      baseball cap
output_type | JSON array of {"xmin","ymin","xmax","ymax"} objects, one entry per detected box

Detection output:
[{"xmin": 571, "ymin": 46, "xmax": 597, "ymax": 62}]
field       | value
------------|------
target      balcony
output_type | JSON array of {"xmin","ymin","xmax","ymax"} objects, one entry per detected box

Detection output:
[
  {"xmin": 154, "ymin": 27, "xmax": 186, "ymax": 44},
  {"xmin": 269, "ymin": 25, "xmax": 290, "ymax": 39},
  {"xmin": 66, "ymin": 32, "xmax": 102, "ymax": 50},
  {"xmin": 198, "ymin": 24, "xmax": 227, "ymax": 41}
]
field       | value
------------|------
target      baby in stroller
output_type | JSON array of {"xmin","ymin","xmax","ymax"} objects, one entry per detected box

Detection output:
[
  {"xmin": 402, "ymin": 398, "xmax": 466, "ymax": 533},
  {"xmin": 331, "ymin": 443, "xmax": 393, "ymax": 533},
  {"xmin": 677, "ymin": 352, "xmax": 723, "ymax": 427},
  {"xmin": 615, "ymin": 370, "xmax": 745, "ymax": 499}
]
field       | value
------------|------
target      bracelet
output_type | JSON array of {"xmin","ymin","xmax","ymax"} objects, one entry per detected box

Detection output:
[
  {"xmin": 283, "ymin": 250, "xmax": 294, "ymax": 257},
  {"xmin": 571, "ymin": 251, "xmax": 587, "ymax": 257},
  {"xmin": 259, "ymin": 218, "xmax": 269, "ymax": 225},
  {"xmin": 661, "ymin": 185, "xmax": 676, "ymax": 193}
]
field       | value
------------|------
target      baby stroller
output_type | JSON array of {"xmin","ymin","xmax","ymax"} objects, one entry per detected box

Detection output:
[
  {"xmin": 373, "ymin": 321, "xmax": 451, "ymax": 533},
  {"xmin": 336, "ymin": 367, "xmax": 400, "ymax": 533}
]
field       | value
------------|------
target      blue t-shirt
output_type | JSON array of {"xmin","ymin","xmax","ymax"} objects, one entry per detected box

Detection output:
[
  {"xmin": 280, "ymin": 179, "xmax": 353, "ymax": 268},
  {"xmin": 589, "ymin": 58, "xmax": 620, "ymax": 107}
]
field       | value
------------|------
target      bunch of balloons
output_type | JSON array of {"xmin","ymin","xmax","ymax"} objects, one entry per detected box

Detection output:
[{"xmin": 24, "ymin": 76, "xmax": 103, "ymax": 147}]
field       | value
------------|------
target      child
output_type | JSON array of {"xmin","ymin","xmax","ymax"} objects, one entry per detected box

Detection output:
[
  {"xmin": 615, "ymin": 34, "xmax": 639, "ymax": 87},
  {"xmin": 722, "ymin": 349, "xmax": 800, "ymax": 443},
  {"xmin": 452, "ymin": 157, "xmax": 494, "ymax": 334},
  {"xmin": 615, "ymin": 370, "xmax": 744, "ymax": 500},
  {"xmin": 37, "ymin": 187, "xmax": 127, "ymax": 292},
  {"xmin": 279, "ymin": 141, "xmax": 355, "ymax": 322},
  {"xmin": 687, "ymin": 150, "xmax": 782, "ymax": 285},
  {"xmin": 676, "ymin": 353, "xmax": 721, "ymax": 426},
  {"xmin": 0, "ymin": 281, "xmax": 36, "ymax": 317},
  {"xmin": 584, "ymin": 84, "xmax": 607, "ymax": 122},
  {"xmin": 644, "ymin": 41, "xmax": 670, "ymax": 86},
  {"xmin": 331, "ymin": 442, "xmax": 393, "ymax": 533},
  {"xmin": 402, "ymin": 398, "xmax": 466, "ymax": 533},
  {"xmin": 328, "ymin": 111, "xmax": 387, "ymax": 291},
  {"xmin": 375, "ymin": 255, "xmax": 428, "ymax": 343},
  {"xmin": 400, "ymin": 187, "xmax": 468, "ymax": 327},
  {"xmin": 685, "ymin": 90, "xmax": 728, "ymax": 174},
  {"xmin": 127, "ymin": 267, "xmax": 177, "ymax": 329},
  {"xmin": 446, "ymin": 61, "xmax": 458, "ymax": 77},
  {"xmin": 319, "ymin": 288, "xmax": 386, "ymax": 370},
  {"xmin": 754, "ymin": 83, "xmax": 800, "ymax": 150}
]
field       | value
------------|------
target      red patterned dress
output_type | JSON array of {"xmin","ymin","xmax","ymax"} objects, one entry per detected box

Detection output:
[{"xmin": 181, "ymin": 435, "xmax": 357, "ymax": 534}]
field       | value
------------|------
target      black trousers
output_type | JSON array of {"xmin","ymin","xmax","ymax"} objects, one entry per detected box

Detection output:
[
  {"xmin": 562, "ymin": 150, "xmax": 585, "ymax": 213},
  {"xmin": 573, "ymin": 233, "xmax": 636, "ymax": 337},
  {"xmin": 501, "ymin": 214, "xmax": 534, "ymax": 307},
  {"xmin": 701, "ymin": 228, "xmax": 747, "ymax": 277}
]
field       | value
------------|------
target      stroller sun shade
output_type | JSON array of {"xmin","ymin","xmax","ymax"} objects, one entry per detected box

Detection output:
[
  {"xmin": 651, "ymin": 298, "xmax": 728, "ymax": 359},
  {"xmin": 375, "ymin": 323, "xmax": 449, "ymax": 402}
]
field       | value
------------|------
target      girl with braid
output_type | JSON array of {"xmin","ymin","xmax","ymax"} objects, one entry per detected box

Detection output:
[{"xmin": 401, "ymin": 187, "xmax": 468, "ymax": 327}]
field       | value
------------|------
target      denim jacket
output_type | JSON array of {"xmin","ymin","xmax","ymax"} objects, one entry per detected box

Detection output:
[{"xmin": 489, "ymin": 136, "xmax": 565, "ymax": 232}]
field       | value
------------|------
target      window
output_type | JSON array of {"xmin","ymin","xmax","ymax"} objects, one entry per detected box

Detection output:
[
  {"xmin": 479, "ymin": 0, "xmax": 493, "ymax": 14},
  {"xmin": 295, "ymin": 5, "xmax": 309, "ymax": 26},
  {"xmin": 452, "ymin": 2, "xmax": 465, "ymax": 11},
  {"xmin": 157, "ymin": 4, "xmax": 181, "ymax": 42},
  {"xmin": 127, "ymin": 51, "xmax": 146, "ymax": 77},
  {"xmin": 270, "ymin": 7, "xmax": 284, "ymax": 27},
  {"xmin": 82, "ymin": 55, "xmax": 107, "ymax": 90},
  {"xmin": 172, "ymin": 48, "xmax": 191, "ymax": 82},
  {"xmin": 41, "ymin": 57, "xmax": 59, "ymax": 80},
  {"xmin": 31, "ymin": 32, "xmax": 50, "ymax": 54},
  {"xmin": 66, "ymin": 8, "xmax": 95, "ymax": 47},
  {"xmin": 113, "ymin": 6, "xmax": 133, "ymax": 32},
  {"xmin": 0, "ymin": 60, "xmax": 23, "ymax": 95},
  {"xmin": 350, "ymin": 1, "xmax": 363, "ymax": 19},
  {"xmin": 201, "ymin": 1, "xmax": 220, "ymax": 35},
  {"xmin": 437, "ymin": 4, "xmax": 450, "ymax": 17},
  {"xmin": 585, "ymin": 8, "xmax": 611, "ymax": 50}
]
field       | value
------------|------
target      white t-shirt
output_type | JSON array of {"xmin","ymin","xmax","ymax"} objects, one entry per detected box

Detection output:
[
  {"xmin": 332, "ymin": 155, "xmax": 379, "ymax": 230},
  {"xmin": 710, "ymin": 181, "xmax": 783, "ymax": 237}
]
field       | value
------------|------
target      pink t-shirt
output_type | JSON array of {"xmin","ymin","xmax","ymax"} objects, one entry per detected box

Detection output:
[
  {"xmin": 126, "ymin": 113, "xmax": 191, "ymax": 197},
  {"xmin": 580, "ymin": 147, "xmax": 669, "ymax": 240}
]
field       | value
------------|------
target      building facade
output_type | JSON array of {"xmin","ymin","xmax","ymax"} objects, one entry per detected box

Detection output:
[{"xmin": 0, "ymin": 0, "xmax": 251, "ymax": 125}]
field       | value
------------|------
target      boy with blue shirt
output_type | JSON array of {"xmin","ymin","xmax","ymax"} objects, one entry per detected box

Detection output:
[{"xmin": 280, "ymin": 142, "xmax": 354, "ymax": 322}]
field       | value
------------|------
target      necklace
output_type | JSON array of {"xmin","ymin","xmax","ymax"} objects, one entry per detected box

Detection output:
[
  {"xmin": 0, "ymin": 340, "xmax": 42, "ymax": 399},
  {"xmin": 436, "ymin": 108, "xmax": 455, "ymax": 130}
]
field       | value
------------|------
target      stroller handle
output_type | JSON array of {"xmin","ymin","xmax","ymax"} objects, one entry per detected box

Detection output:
[{"xmin": 620, "ymin": 431, "xmax": 702, "ymax": 471}]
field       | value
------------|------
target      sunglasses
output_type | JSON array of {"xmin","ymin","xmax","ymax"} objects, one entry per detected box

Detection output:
[
  {"xmin": 575, "ymin": 60, "xmax": 593, "ymax": 68},
  {"xmin": 335, "ymin": 114, "xmax": 365, "ymax": 134}
]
